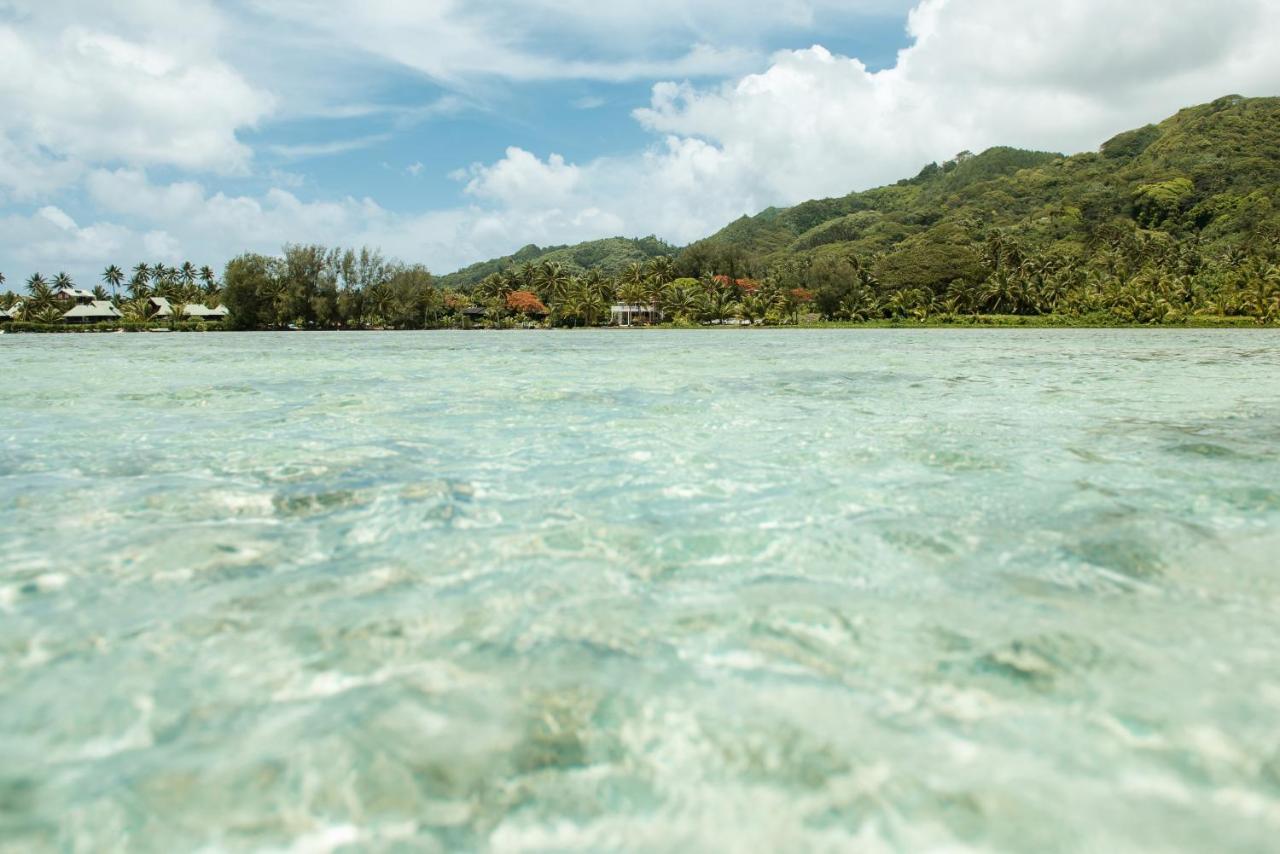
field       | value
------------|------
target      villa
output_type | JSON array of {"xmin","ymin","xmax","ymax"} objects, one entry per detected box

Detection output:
[
  {"xmin": 52, "ymin": 284, "xmax": 98, "ymax": 305},
  {"xmin": 610, "ymin": 303, "xmax": 663, "ymax": 326},
  {"xmin": 183, "ymin": 304, "xmax": 230, "ymax": 321},
  {"xmin": 148, "ymin": 297, "xmax": 228, "ymax": 321},
  {"xmin": 60, "ymin": 301, "xmax": 124, "ymax": 324}
]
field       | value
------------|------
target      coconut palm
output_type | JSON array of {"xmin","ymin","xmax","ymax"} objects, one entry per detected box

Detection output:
[
  {"xmin": 617, "ymin": 280, "xmax": 648, "ymax": 308},
  {"xmin": 662, "ymin": 284, "xmax": 699, "ymax": 321},
  {"xmin": 103, "ymin": 265, "xmax": 124, "ymax": 301},
  {"xmin": 535, "ymin": 262, "xmax": 572, "ymax": 304},
  {"xmin": 645, "ymin": 256, "xmax": 676, "ymax": 288},
  {"xmin": 581, "ymin": 268, "xmax": 613, "ymax": 303},
  {"xmin": 52, "ymin": 272, "xmax": 74, "ymax": 293},
  {"xmin": 736, "ymin": 292, "xmax": 775, "ymax": 326},
  {"xmin": 124, "ymin": 297, "xmax": 152, "ymax": 322},
  {"xmin": 33, "ymin": 305, "xmax": 64, "ymax": 325},
  {"xmin": 199, "ymin": 266, "xmax": 218, "ymax": 295},
  {"xmin": 619, "ymin": 262, "xmax": 648, "ymax": 292},
  {"xmin": 698, "ymin": 287, "xmax": 736, "ymax": 324},
  {"xmin": 128, "ymin": 272, "xmax": 152, "ymax": 300}
]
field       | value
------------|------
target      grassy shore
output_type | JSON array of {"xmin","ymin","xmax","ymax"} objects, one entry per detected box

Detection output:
[{"xmin": 2, "ymin": 314, "xmax": 1271, "ymax": 334}]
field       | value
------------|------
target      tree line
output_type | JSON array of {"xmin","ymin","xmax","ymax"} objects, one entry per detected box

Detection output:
[
  {"xmin": 0, "ymin": 262, "xmax": 221, "ymax": 324},
  {"xmin": 3, "ymin": 226, "xmax": 1278, "ymax": 329}
]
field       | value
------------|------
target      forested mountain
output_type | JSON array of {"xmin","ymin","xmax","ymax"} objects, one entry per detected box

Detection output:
[
  {"xmin": 677, "ymin": 94, "xmax": 1279, "ymax": 285},
  {"xmin": 442, "ymin": 95, "xmax": 1279, "ymax": 300},
  {"xmin": 438, "ymin": 236, "xmax": 677, "ymax": 290},
  {"xmin": 410, "ymin": 94, "xmax": 1278, "ymax": 326}
]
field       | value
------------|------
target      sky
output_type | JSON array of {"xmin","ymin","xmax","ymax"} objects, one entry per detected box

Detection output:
[{"xmin": 1, "ymin": 0, "xmax": 1278, "ymax": 284}]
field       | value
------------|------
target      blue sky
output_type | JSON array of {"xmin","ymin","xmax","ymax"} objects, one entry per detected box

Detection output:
[{"xmin": 1, "ymin": 0, "xmax": 1277, "ymax": 285}]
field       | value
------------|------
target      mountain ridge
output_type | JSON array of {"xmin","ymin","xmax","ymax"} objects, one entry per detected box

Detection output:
[{"xmin": 439, "ymin": 95, "xmax": 1280, "ymax": 288}]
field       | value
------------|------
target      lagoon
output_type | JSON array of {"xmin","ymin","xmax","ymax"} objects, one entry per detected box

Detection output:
[{"xmin": 2, "ymin": 329, "xmax": 1280, "ymax": 851}]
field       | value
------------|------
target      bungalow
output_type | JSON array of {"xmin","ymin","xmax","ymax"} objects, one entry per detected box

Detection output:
[
  {"xmin": 183, "ymin": 303, "xmax": 229, "ymax": 321},
  {"xmin": 0, "ymin": 304, "xmax": 18, "ymax": 322},
  {"xmin": 52, "ymin": 285, "xmax": 97, "ymax": 305},
  {"xmin": 610, "ymin": 303, "xmax": 662, "ymax": 326},
  {"xmin": 147, "ymin": 296, "xmax": 174, "ymax": 318},
  {"xmin": 61, "ymin": 301, "xmax": 123, "ymax": 324}
]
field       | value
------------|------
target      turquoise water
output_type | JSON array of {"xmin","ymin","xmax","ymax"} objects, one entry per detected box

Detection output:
[{"xmin": 2, "ymin": 330, "xmax": 1280, "ymax": 852}]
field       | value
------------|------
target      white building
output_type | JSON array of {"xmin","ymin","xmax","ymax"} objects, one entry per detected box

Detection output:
[{"xmin": 610, "ymin": 303, "xmax": 662, "ymax": 326}]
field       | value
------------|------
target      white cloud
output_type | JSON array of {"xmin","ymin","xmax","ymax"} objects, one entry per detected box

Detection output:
[
  {"xmin": 0, "ymin": 210, "xmax": 132, "ymax": 275},
  {"xmin": 632, "ymin": 0, "xmax": 1280, "ymax": 206},
  {"xmin": 322, "ymin": 0, "xmax": 1279, "ymax": 273},
  {"xmin": 267, "ymin": 134, "xmax": 392, "ymax": 161},
  {"xmin": 0, "ymin": 1, "xmax": 274, "ymax": 197},
  {"xmin": 251, "ymin": 0, "xmax": 911, "ymax": 83},
  {"xmin": 3, "ymin": 0, "xmax": 1279, "ymax": 286},
  {"xmin": 37, "ymin": 206, "xmax": 78, "ymax": 232}
]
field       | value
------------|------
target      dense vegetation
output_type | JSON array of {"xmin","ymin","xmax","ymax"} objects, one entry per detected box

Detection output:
[
  {"xmin": 3, "ymin": 96, "xmax": 1279, "ymax": 331},
  {"xmin": 437, "ymin": 236, "xmax": 676, "ymax": 291},
  {"xmin": 0, "ymin": 263, "xmax": 222, "ymax": 325},
  {"xmin": 672, "ymin": 95, "xmax": 1280, "ymax": 324}
]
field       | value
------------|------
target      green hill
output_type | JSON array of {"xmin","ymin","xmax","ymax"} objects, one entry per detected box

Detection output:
[
  {"xmin": 680, "ymin": 95, "xmax": 1280, "ymax": 286},
  {"xmin": 420, "ymin": 96, "xmax": 1280, "ymax": 327},
  {"xmin": 439, "ymin": 96, "xmax": 1279, "ymax": 295},
  {"xmin": 438, "ymin": 236, "xmax": 677, "ymax": 290}
]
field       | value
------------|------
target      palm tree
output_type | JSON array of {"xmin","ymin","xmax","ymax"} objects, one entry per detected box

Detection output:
[
  {"xmin": 620, "ymin": 262, "xmax": 647, "ymax": 292},
  {"xmin": 102, "ymin": 265, "xmax": 124, "ymax": 301},
  {"xmin": 737, "ymin": 292, "xmax": 775, "ymax": 326},
  {"xmin": 645, "ymin": 256, "xmax": 676, "ymax": 288},
  {"xmin": 180, "ymin": 262, "xmax": 197, "ymax": 289},
  {"xmin": 23, "ymin": 274, "xmax": 54, "ymax": 321},
  {"xmin": 199, "ymin": 266, "xmax": 218, "ymax": 295},
  {"xmin": 535, "ymin": 262, "xmax": 572, "ymax": 304},
  {"xmin": 662, "ymin": 284, "xmax": 698, "ymax": 322},
  {"xmin": 124, "ymin": 297, "xmax": 152, "ymax": 322},
  {"xmin": 33, "ymin": 305, "xmax": 64, "ymax": 325},
  {"xmin": 582, "ymin": 268, "xmax": 613, "ymax": 304},
  {"xmin": 128, "ymin": 273, "xmax": 151, "ymax": 300},
  {"xmin": 52, "ymin": 272, "xmax": 74, "ymax": 293}
]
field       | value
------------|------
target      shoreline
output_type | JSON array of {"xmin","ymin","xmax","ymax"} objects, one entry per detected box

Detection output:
[{"xmin": 1, "ymin": 316, "xmax": 1271, "ymax": 334}]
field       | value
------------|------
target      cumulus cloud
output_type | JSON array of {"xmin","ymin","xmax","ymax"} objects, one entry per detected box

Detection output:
[
  {"xmin": 318, "ymin": 0, "xmax": 1277, "ymax": 271},
  {"xmin": 633, "ymin": 0, "xmax": 1280, "ymax": 205},
  {"xmin": 0, "ymin": 0, "xmax": 273, "ymax": 198},
  {"xmin": 409, "ymin": 0, "xmax": 1280, "ymax": 263},
  {"xmin": 3, "ymin": 0, "xmax": 1279, "ymax": 283}
]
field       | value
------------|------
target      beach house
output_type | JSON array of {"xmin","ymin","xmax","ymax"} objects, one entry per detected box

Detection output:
[
  {"xmin": 60, "ymin": 301, "xmax": 124, "ymax": 324},
  {"xmin": 147, "ymin": 297, "xmax": 228, "ymax": 322},
  {"xmin": 610, "ymin": 303, "xmax": 662, "ymax": 326}
]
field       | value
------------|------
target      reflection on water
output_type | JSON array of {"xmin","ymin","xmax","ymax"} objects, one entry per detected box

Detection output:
[{"xmin": 2, "ymin": 330, "xmax": 1280, "ymax": 851}]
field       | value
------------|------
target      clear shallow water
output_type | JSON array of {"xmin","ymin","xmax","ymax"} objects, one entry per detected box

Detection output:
[{"xmin": 2, "ymin": 329, "xmax": 1279, "ymax": 852}]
